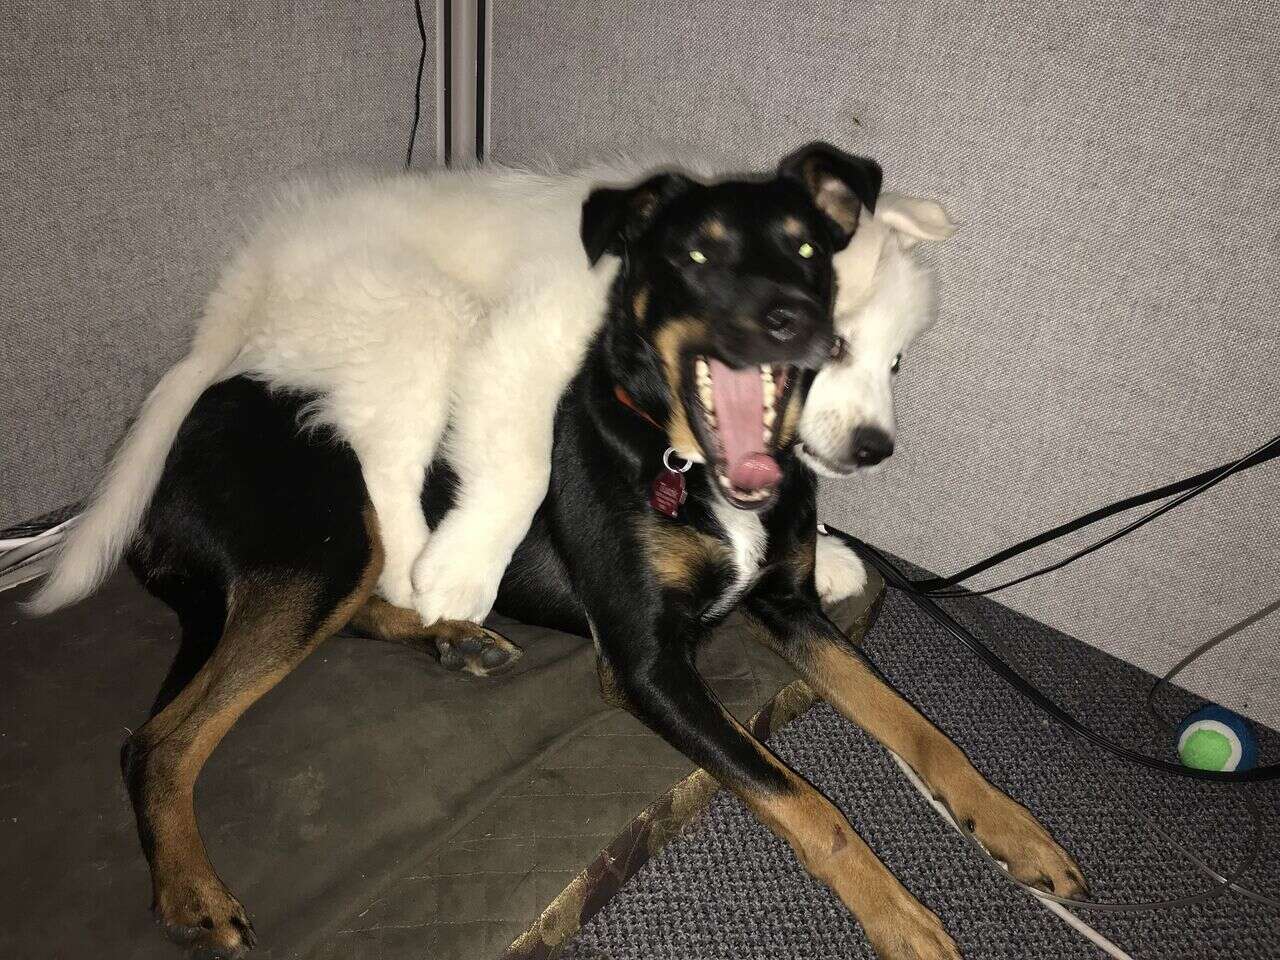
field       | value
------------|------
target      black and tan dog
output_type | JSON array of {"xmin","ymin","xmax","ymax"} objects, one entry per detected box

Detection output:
[{"xmin": 119, "ymin": 146, "xmax": 1084, "ymax": 960}]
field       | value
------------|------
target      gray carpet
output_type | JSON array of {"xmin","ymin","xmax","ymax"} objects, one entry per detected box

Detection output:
[{"xmin": 562, "ymin": 577, "xmax": 1280, "ymax": 959}]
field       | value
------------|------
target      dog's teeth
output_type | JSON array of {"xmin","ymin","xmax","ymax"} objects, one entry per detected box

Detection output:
[
  {"xmin": 718, "ymin": 474, "xmax": 732, "ymax": 489},
  {"xmin": 763, "ymin": 407, "xmax": 776, "ymax": 428},
  {"xmin": 698, "ymin": 374, "xmax": 714, "ymax": 413},
  {"xmin": 761, "ymin": 367, "xmax": 776, "ymax": 407}
]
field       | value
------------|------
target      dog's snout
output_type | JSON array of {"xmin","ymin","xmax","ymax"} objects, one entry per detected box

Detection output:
[
  {"xmin": 851, "ymin": 426, "xmax": 894, "ymax": 466},
  {"xmin": 761, "ymin": 295, "xmax": 826, "ymax": 345},
  {"xmin": 763, "ymin": 305, "xmax": 804, "ymax": 342}
]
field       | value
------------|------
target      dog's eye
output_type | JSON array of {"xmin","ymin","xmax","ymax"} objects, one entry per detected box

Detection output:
[
  {"xmin": 890, "ymin": 353, "xmax": 902, "ymax": 374},
  {"xmin": 829, "ymin": 336, "xmax": 848, "ymax": 362},
  {"xmin": 688, "ymin": 249, "xmax": 708, "ymax": 264},
  {"xmin": 798, "ymin": 242, "xmax": 815, "ymax": 259}
]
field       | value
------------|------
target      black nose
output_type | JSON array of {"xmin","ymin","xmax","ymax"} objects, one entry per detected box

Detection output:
[
  {"xmin": 851, "ymin": 426, "xmax": 894, "ymax": 466},
  {"xmin": 763, "ymin": 306, "xmax": 804, "ymax": 342}
]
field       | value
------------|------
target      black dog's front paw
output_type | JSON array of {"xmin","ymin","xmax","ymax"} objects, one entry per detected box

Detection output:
[
  {"xmin": 435, "ymin": 624, "xmax": 523, "ymax": 677},
  {"xmin": 153, "ymin": 877, "xmax": 257, "ymax": 959}
]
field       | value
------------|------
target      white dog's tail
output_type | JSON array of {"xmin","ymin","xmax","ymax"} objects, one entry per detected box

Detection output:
[{"xmin": 23, "ymin": 294, "xmax": 252, "ymax": 616}]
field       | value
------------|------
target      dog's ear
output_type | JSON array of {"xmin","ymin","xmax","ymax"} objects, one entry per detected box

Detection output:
[
  {"xmin": 876, "ymin": 193, "xmax": 958, "ymax": 250},
  {"xmin": 581, "ymin": 173, "xmax": 692, "ymax": 266},
  {"xmin": 778, "ymin": 142, "xmax": 883, "ymax": 251}
]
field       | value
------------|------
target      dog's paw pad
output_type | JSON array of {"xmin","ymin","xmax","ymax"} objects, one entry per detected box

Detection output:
[
  {"xmin": 153, "ymin": 881, "xmax": 255, "ymax": 958},
  {"xmin": 435, "ymin": 627, "xmax": 523, "ymax": 678}
]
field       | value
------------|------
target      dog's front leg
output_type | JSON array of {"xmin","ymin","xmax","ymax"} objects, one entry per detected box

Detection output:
[
  {"xmin": 743, "ymin": 592, "xmax": 1088, "ymax": 900},
  {"xmin": 411, "ymin": 275, "xmax": 604, "ymax": 624},
  {"xmin": 594, "ymin": 629, "xmax": 960, "ymax": 960},
  {"xmin": 409, "ymin": 426, "xmax": 552, "ymax": 624}
]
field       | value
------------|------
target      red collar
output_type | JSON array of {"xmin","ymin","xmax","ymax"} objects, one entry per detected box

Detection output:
[{"xmin": 613, "ymin": 385, "xmax": 665, "ymax": 432}]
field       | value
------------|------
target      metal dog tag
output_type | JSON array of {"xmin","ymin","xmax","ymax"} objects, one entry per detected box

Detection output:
[{"xmin": 649, "ymin": 448, "xmax": 692, "ymax": 518}]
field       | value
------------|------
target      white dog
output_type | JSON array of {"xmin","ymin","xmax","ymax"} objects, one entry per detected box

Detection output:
[
  {"xmin": 27, "ymin": 158, "xmax": 954, "ymax": 624},
  {"xmin": 806, "ymin": 193, "xmax": 956, "ymax": 603}
]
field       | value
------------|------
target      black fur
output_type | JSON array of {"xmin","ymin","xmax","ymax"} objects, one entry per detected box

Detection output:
[{"xmin": 127, "ymin": 377, "xmax": 374, "ymax": 703}]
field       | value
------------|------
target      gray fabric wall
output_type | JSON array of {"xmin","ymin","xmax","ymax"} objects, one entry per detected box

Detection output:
[
  {"xmin": 1, "ymin": 2, "xmax": 434, "ymax": 528},
  {"xmin": 489, "ymin": 0, "xmax": 1280, "ymax": 724}
]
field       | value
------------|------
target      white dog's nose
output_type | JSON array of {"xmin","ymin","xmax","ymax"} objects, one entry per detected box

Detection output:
[{"xmin": 851, "ymin": 426, "xmax": 894, "ymax": 466}]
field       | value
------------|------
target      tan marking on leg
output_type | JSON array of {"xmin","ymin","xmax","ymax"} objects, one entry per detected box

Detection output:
[
  {"xmin": 135, "ymin": 504, "xmax": 384, "ymax": 955},
  {"xmin": 352, "ymin": 596, "xmax": 522, "ymax": 676},
  {"xmin": 602, "ymin": 641, "xmax": 958, "ymax": 958},
  {"xmin": 776, "ymin": 632, "xmax": 1087, "ymax": 898},
  {"xmin": 731, "ymin": 727, "xmax": 959, "ymax": 960},
  {"xmin": 349, "ymin": 594, "xmax": 428, "ymax": 641},
  {"xmin": 595, "ymin": 657, "xmax": 626, "ymax": 708}
]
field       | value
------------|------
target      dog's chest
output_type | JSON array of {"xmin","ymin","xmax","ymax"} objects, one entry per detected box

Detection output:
[{"xmin": 702, "ymin": 500, "xmax": 768, "ymax": 621}]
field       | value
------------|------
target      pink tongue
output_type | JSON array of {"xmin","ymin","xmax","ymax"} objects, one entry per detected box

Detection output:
[{"xmin": 708, "ymin": 358, "xmax": 782, "ymax": 492}]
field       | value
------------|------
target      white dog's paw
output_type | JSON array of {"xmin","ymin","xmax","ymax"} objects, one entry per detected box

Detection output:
[
  {"xmin": 411, "ymin": 541, "xmax": 504, "ymax": 625},
  {"xmin": 814, "ymin": 532, "xmax": 869, "ymax": 605}
]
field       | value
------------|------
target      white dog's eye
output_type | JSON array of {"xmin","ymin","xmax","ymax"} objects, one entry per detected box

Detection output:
[
  {"xmin": 890, "ymin": 353, "xmax": 902, "ymax": 374},
  {"xmin": 829, "ymin": 335, "xmax": 848, "ymax": 362},
  {"xmin": 798, "ymin": 242, "xmax": 815, "ymax": 259},
  {"xmin": 689, "ymin": 249, "xmax": 707, "ymax": 264}
]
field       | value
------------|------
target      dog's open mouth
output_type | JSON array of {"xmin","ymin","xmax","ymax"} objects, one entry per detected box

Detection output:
[{"xmin": 690, "ymin": 356, "xmax": 794, "ymax": 510}]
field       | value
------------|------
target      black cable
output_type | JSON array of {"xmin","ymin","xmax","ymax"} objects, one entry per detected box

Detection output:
[
  {"xmin": 475, "ymin": 0, "xmax": 486, "ymax": 162},
  {"xmin": 405, "ymin": 0, "xmax": 429, "ymax": 168},
  {"xmin": 441, "ymin": 0, "xmax": 452, "ymax": 165},
  {"xmin": 1147, "ymin": 597, "xmax": 1280, "ymax": 729},
  {"xmin": 920, "ymin": 434, "xmax": 1280, "ymax": 598},
  {"xmin": 824, "ymin": 527, "xmax": 1280, "ymax": 783}
]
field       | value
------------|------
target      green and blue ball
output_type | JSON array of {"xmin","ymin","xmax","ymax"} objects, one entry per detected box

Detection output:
[{"xmin": 1176, "ymin": 705, "xmax": 1258, "ymax": 772}]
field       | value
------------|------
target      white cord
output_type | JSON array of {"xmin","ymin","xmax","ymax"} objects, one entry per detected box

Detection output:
[
  {"xmin": 0, "ymin": 515, "xmax": 80, "ymax": 591},
  {"xmin": 887, "ymin": 751, "xmax": 1136, "ymax": 960},
  {"xmin": 0, "ymin": 513, "xmax": 80, "ymax": 552}
]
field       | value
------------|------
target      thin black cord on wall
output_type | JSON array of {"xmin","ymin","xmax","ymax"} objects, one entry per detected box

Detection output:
[
  {"xmin": 405, "ymin": 0, "xmax": 429, "ymax": 167},
  {"xmin": 442, "ymin": 1, "xmax": 453, "ymax": 164},
  {"xmin": 475, "ymin": 0, "xmax": 486, "ymax": 161}
]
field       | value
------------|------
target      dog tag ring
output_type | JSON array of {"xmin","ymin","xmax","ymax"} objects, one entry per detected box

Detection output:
[{"xmin": 649, "ymin": 447, "xmax": 692, "ymax": 518}]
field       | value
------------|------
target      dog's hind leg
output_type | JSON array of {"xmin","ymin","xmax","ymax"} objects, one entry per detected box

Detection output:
[
  {"xmin": 121, "ymin": 517, "xmax": 381, "ymax": 959},
  {"xmin": 349, "ymin": 595, "xmax": 523, "ymax": 677},
  {"xmin": 744, "ymin": 591, "xmax": 1088, "ymax": 901}
]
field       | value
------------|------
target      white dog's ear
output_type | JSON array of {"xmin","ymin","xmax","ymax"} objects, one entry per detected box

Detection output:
[{"xmin": 875, "ymin": 193, "xmax": 958, "ymax": 250}]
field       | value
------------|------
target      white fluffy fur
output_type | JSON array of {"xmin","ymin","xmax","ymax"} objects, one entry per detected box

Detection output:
[
  {"xmin": 799, "ymin": 193, "xmax": 957, "ymax": 478},
  {"xmin": 801, "ymin": 193, "xmax": 958, "ymax": 608},
  {"xmin": 705, "ymin": 497, "xmax": 769, "ymax": 622},
  {"xmin": 27, "ymin": 162, "xmax": 644, "ymax": 617},
  {"xmin": 27, "ymin": 156, "xmax": 953, "ymax": 627},
  {"xmin": 814, "ymin": 531, "xmax": 870, "ymax": 604}
]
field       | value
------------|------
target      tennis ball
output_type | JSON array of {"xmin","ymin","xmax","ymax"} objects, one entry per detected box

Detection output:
[{"xmin": 1176, "ymin": 705, "xmax": 1258, "ymax": 772}]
